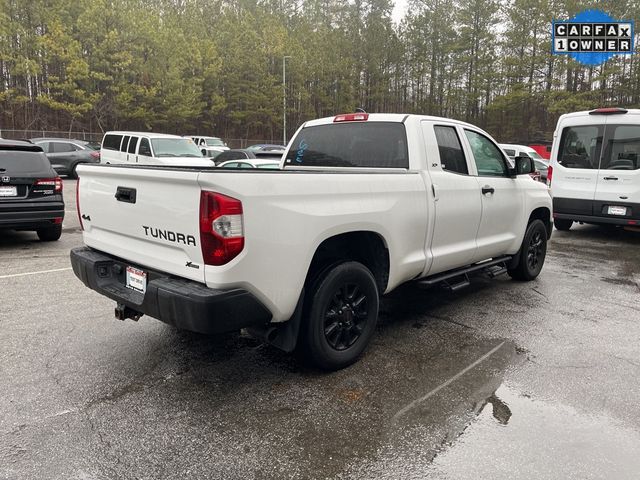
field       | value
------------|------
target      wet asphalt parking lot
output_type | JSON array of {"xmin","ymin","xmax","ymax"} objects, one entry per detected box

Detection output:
[{"xmin": 1, "ymin": 178, "xmax": 640, "ymax": 480}]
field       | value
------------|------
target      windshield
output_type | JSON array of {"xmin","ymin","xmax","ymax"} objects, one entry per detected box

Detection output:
[
  {"xmin": 206, "ymin": 138, "xmax": 225, "ymax": 146},
  {"xmin": 151, "ymin": 138, "xmax": 203, "ymax": 157}
]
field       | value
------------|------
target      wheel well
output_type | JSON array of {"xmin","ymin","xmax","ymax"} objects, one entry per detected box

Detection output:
[
  {"xmin": 529, "ymin": 207, "xmax": 552, "ymax": 238},
  {"xmin": 305, "ymin": 231, "xmax": 390, "ymax": 293}
]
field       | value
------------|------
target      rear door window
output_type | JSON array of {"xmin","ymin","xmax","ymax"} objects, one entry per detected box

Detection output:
[
  {"xmin": 557, "ymin": 125, "xmax": 603, "ymax": 169},
  {"xmin": 503, "ymin": 148, "xmax": 516, "ymax": 157},
  {"xmin": 103, "ymin": 134, "xmax": 123, "ymax": 151},
  {"xmin": 434, "ymin": 125, "xmax": 468, "ymax": 174},
  {"xmin": 600, "ymin": 125, "xmax": 640, "ymax": 170},
  {"xmin": 285, "ymin": 122, "xmax": 408, "ymax": 168}
]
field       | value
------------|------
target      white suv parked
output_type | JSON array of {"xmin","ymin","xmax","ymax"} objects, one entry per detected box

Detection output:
[
  {"xmin": 101, "ymin": 132, "xmax": 214, "ymax": 167},
  {"xmin": 549, "ymin": 108, "xmax": 640, "ymax": 230}
]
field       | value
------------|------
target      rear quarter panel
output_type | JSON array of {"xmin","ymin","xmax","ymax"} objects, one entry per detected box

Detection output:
[{"xmin": 197, "ymin": 170, "xmax": 429, "ymax": 321}]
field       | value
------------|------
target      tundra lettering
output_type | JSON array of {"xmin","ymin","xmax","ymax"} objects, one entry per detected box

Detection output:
[{"xmin": 142, "ymin": 225, "xmax": 196, "ymax": 246}]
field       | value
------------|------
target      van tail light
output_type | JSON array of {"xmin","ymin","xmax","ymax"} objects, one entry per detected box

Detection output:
[
  {"xmin": 546, "ymin": 165, "xmax": 553, "ymax": 187},
  {"xmin": 76, "ymin": 180, "xmax": 84, "ymax": 231},
  {"xmin": 199, "ymin": 191, "xmax": 244, "ymax": 266},
  {"xmin": 35, "ymin": 177, "xmax": 63, "ymax": 192}
]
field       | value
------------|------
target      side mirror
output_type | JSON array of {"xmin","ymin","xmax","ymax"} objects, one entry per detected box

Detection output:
[{"xmin": 514, "ymin": 155, "xmax": 535, "ymax": 175}]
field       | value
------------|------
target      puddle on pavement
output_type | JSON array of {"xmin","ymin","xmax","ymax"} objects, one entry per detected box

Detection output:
[{"xmin": 344, "ymin": 384, "xmax": 640, "ymax": 480}]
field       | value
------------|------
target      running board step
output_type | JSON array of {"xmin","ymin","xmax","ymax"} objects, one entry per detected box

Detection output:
[{"xmin": 416, "ymin": 256, "xmax": 512, "ymax": 289}]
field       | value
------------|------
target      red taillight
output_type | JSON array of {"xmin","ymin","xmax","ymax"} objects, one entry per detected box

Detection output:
[
  {"xmin": 76, "ymin": 180, "xmax": 83, "ymax": 231},
  {"xmin": 546, "ymin": 165, "xmax": 553, "ymax": 187},
  {"xmin": 333, "ymin": 113, "xmax": 369, "ymax": 122},
  {"xmin": 90, "ymin": 151, "xmax": 100, "ymax": 159},
  {"xmin": 35, "ymin": 177, "xmax": 63, "ymax": 192},
  {"xmin": 199, "ymin": 192, "xmax": 244, "ymax": 266},
  {"xmin": 53, "ymin": 217, "xmax": 63, "ymax": 224},
  {"xmin": 589, "ymin": 107, "xmax": 628, "ymax": 115}
]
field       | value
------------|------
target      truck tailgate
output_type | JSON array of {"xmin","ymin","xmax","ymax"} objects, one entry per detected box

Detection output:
[{"xmin": 77, "ymin": 165, "xmax": 205, "ymax": 283}]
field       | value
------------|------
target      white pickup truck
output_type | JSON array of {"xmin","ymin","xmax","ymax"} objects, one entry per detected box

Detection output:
[{"xmin": 71, "ymin": 113, "xmax": 552, "ymax": 370}]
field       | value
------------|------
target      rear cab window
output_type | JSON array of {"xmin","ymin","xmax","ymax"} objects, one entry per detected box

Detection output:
[{"xmin": 285, "ymin": 122, "xmax": 408, "ymax": 168}]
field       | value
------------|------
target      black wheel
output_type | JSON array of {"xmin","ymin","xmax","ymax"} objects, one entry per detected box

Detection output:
[
  {"xmin": 299, "ymin": 261, "xmax": 379, "ymax": 370},
  {"xmin": 69, "ymin": 163, "xmax": 80, "ymax": 179},
  {"xmin": 37, "ymin": 224, "xmax": 62, "ymax": 241},
  {"xmin": 508, "ymin": 220, "xmax": 547, "ymax": 281},
  {"xmin": 554, "ymin": 219, "xmax": 572, "ymax": 231}
]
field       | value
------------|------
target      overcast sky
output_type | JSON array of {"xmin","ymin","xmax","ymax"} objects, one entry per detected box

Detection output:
[{"xmin": 392, "ymin": 0, "xmax": 408, "ymax": 24}]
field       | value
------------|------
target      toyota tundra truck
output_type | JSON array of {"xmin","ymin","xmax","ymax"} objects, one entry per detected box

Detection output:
[{"xmin": 70, "ymin": 113, "xmax": 552, "ymax": 370}]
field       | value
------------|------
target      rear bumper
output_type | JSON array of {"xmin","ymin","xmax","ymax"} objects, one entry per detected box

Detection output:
[
  {"xmin": 0, "ymin": 202, "xmax": 64, "ymax": 230},
  {"xmin": 70, "ymin": 247, "xmax": 272, "ymax": 334},
  {"xmin": 553, "ymin": 197, "xmax": 640, "ymax": 226}
]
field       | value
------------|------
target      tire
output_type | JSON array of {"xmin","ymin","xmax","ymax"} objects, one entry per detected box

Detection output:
[
  {"xmin": 70, "ymin": 163, "xmax": 80, "ymax": 179},
  {"xmin": 37, "ymin": 224, "xmax": 62, "ymax": 241},
  {"xmin": 554, "ymin": 219, "xmax": 572, "ymax": 231},
  {"xmin": 299, "ymin": 261, "xmax": 379, "ymax": 370},
  {"xmin": 508, "ymin": 219, "xmax": 547, "ymax": 281}
]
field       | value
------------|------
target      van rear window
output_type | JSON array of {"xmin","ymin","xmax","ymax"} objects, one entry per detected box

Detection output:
[
  {"xmin": 285, "ymin": 122, "xmax": 408, "ymax": 169},
  {"xmin": 557, "ymin": 126, "xmax": 603, "ymax": 169},
  {"xmin": 600, "ymin": 125, "xmax": 640, "ymax": 170}
]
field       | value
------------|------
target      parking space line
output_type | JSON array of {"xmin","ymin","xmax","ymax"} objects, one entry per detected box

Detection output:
[
  {"xmin": 393, "ymin": 340, "xmax": 506, "ymax": 421},
  {"xmin": 0, "ymin": 267, "xmax": 72, "ymax": 279}
]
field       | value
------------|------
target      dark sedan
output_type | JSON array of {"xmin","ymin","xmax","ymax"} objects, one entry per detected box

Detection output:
[
  {"xmin": 30, "ymin": 137, "xmax": 101, "ymax": 178},
  {"xmin": 0, "ymin": 140, "xmax": 64, "ymax": 241}
]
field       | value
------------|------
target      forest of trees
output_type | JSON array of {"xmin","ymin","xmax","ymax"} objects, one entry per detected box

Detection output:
[{"xmin": 1, "ymin": 0, "xmax": 639, "ymax": 143}]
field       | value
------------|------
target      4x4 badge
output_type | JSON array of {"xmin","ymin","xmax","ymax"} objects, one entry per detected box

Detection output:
[{"xmin": 1, "ymin": 176, "xmax": 9, "ymax": 183}]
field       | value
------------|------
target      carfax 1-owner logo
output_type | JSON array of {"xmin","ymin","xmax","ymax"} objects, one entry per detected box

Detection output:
[{"xmin": 553, "ymin": 9, "xmax": 634, "ymax": 65}]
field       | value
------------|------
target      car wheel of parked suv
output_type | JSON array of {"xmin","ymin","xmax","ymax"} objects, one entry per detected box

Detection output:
[
  {"xmin": 508, "ymin": 220, "xmax": 547, "ymax": 281},
  {"xmin": 36, "ymin": 224, "xmax": 62, "ymax": 241},
  {"xmin": 554, "ymin": 219, "xmax": 572, "ymax": 231},
  {"xmin": 299, "ymin": 261, "xmax": 379, "ymax": 370}
]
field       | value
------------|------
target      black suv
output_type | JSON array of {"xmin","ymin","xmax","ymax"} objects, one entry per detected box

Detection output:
[{"xmin": 0, "ymin": 140, "xmax": 64, "ymax": 241}]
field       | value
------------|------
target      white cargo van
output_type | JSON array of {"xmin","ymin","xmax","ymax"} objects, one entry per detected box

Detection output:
[
  {"xmin": 549, "ymin": 108, "xmax": 640, "ymax": 230},
  {"xmin": 101, "ymin": 132, "xmax": 214, "ymax": 167}
]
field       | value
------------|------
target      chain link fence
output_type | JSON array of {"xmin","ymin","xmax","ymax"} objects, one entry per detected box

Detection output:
[
  {"xmin": 0, "ymin": 129, "xmax": 282, "ymax": 149},
  {"xmin": 0, "ymin": 129, "xmax": 103, "ymax": 142}
]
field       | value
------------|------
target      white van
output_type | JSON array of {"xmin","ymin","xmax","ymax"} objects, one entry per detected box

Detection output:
[
  {"xmin": 188, "ymin": 135, "xmax": 230, "ymax": 158},
  {"xmin": 101, "ymin": 132, "xmax": 215, "ymax": 167},
  {"xmin": 549, "ymin": 108, "xmax": 640, "ymax": 230}
]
